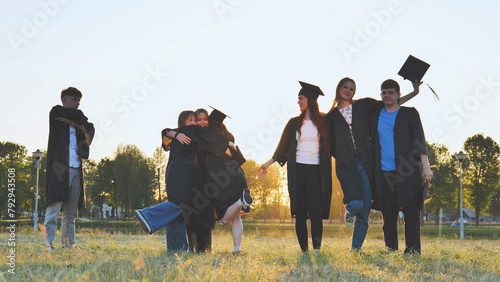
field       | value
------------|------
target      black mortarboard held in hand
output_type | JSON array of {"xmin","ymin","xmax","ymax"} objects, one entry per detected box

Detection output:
[
  {"xmin": 398, "ymin": 55, "xmax": 439, "ymax": 100},
  {"xmin": 209, "ymin": 106, "xmax": 231, "ymax": 124},
  {"xmin": 298, "ymin": 81, "xmax": 325, "ymax": 100}
]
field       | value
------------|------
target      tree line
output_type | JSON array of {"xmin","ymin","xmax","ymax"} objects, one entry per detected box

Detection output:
[{"xmin": 1, "ymin": 133, "xmax": 499, "ymax": 225}]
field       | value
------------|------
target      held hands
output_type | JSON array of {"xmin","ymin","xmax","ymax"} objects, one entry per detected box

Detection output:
[{"xmin": 258, "ymin": 159, "xmax": 274, "ymax": 179}]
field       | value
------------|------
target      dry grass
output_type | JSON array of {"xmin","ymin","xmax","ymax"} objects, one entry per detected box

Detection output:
[{"xmin": 0, "ymin": 224, "xmax": 499, "ymax": 281}]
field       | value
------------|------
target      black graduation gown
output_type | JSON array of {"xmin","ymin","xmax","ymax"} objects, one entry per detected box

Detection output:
[
  {"xmin": 162, "ymin": 126, "xmax": 229, "ymax": 206},
  {"xmin": 370, "ymin": 106, "xmax": 428, "ymax": 211},
  {"xmin": 45, "ymin": 105, "xmax": 95, "ymax": 208},
  {"xmin": 203, "ymin": 131, "xmax": 249, "ymax": 219},
  {"xmin": 187, "ymin": 151, "xmax": 215, "ymax": 229},
  {"xmin": 272, "ymin": 117, "xmax": 332, "ymax": 219},
  {"xmin": 326, "ymin": 98, "xmax": 383, "ymax": 204}
]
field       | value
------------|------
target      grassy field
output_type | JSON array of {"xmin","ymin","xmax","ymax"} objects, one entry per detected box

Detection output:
[{"xmin": 0, "ymin": 223, "xmax": 499, "ymax": 281}]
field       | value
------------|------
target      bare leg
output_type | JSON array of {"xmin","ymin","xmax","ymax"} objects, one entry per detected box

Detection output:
[
  {"xmin": 220, "ymin": 201, "xmax": 242, "ymax": 225},
  {"xmin": 231, "ymin": 214, "xmax": 243, "ymax": 252}
]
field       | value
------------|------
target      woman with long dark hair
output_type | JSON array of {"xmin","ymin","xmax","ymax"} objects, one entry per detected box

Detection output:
[
  {"xmin": 203, "ymin": 107, "xmax": 251, "ymax": 253},
  {"xmin": 259, "ymin": 81, "xmax": 332, "ymax": 255},
  {"xmin": 326, "ymin": 77, "xmax": 420, "ymax": 251}
]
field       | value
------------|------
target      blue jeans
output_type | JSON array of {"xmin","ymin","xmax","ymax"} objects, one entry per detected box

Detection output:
[
  {"xmin": 345, "ymin": 159, "xmax": 372, "ymax": 250},
  {"xmin": 140, "ymin": 201, "xmax": 187, "ymax": 251}
]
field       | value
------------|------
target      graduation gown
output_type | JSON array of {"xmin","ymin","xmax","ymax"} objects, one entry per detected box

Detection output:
[
  {"xmin": 45, "ymin": 105, "xmax": 95, "ymax": 208},
  {"xmin": 273, "ymin": 117, "xmax": 332, "ymax": 219},
  {"xmin": 203, "ymin": 131, "xmax": 249, "ymax": 219},
  {"xmin": 326, "ymin": 98, "xmax": 383, "ymax": 204},
  {"xmin": 370, "ymin": 106, "xmax": 428, "ymax": 210},
  {"xmin": 187, "ymin": 151, "xmax": 215, "ymax": 229},
  {"xmin": 162, "ymin": 126, "xmax": 229, "ymax": 206}
]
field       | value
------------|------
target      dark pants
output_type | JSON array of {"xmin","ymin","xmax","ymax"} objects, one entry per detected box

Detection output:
[
  {"xmin": 381, "ymin": 171, "xmax": 421, "ymax": 254},
  {"xmin": 295, "ymin": 163, "xmax": 323, "ymax": 252},
  {"xmin": 166, "ymin": 216, "xmax": 188, "ymax": 252},
  {"xmin": 186, "ymin": 223, "xmax": 212, "ymax": 252}
]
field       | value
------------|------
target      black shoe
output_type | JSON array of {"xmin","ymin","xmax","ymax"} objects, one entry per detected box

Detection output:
[
  {"xmin": 133, "ymin": 209, "xmax": 152, "ymax": 235},
  {"xmin": 242, "ymin": 188, "xmax": 252, "ymax": 208},
  {"xmin": 241, "ymin": 205, "xmax": 250, "ymax": 213}
]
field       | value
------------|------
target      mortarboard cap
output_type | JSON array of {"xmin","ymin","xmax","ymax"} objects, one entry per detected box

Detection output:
[
  {"xmin": 209, "ymin": 106, "xmax": 230, "ymax": 123},
  {"xmin": 398, "ymin": 55, "xmax": 430, "ymax": 82},
  {"xmin": 298, "ymin": 81, "xmax": 325, "ymax": 100}
]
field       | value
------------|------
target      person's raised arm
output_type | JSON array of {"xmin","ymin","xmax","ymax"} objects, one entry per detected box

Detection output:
[{"xmin": 399, "ymin": 80, "xmax": 423, "ymax": 105}]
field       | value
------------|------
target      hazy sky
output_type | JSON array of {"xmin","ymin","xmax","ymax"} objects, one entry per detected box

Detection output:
[{"xmin": 1, "ymin": 1, "xmax": 499, "ymax": 163}]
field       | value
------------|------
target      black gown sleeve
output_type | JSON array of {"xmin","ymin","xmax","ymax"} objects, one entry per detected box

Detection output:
[
  {"xmin": 410, "ymin": 107, "xmax": 428, "ymax": 158},
  {"xmin": 324, "ymin": 113, "xmax": 335, "ymax": 157},
  {"xmin": 361, "ymin": 97, "xmax": 385, "ymax": 113},
  {"xmin": 161, "ymin": 128, "xmax": 176, "ymax": 152},
  {"xmin": 272, "ymin": 118, "xmax": 294, "ymax": 167},
  {"xmin": 77, "ymin": 121, "xmax": 95, "ymax": 159},
  {"xmin": 50, "ymin": 106, "xmax": 89, "ymax": 125}
]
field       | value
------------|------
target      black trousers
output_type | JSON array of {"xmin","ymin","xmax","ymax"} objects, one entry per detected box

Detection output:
[
  {"xmin": 295, "ymin": 163, "xmax": 323, "ymax": 251},
  {"xmin": 381, "ymin": 171, "xmax": 421, "ymax": 254},
  {"xmin": 186, "ymin": 223, "xmax": 212, "ymax": 253}
]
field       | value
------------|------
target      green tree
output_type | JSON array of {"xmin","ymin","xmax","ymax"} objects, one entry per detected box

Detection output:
[
  {"xmin": 112, "ymin": 144, "xmax": 156, "ymax": 220},
  {"xmin": 86, "ymin": 158, "xmax": 115, "ymax": 218},
  {"xmin": 0, "ymin": 142, "xmax": 30, "ymax": 218},
  {"xmin": 242, "ymin": 159, "xmax": 286, "ymax": 222},
  {"xmin": 426, "ymin": 143, "xmax": 458, "ymax": 225},
  {"xmin": 489, "ymin": 186, "xmax": 500, "ymax": 221},
  {"xmin": 79, "ymin": 159, "xmax": 97, "ymax": 217},
  {"xmin": 150, "ymin": 146, "xmax": 167, "ymax": 203},
  {"xmin": 463, "ymin": 134, "xmax": 500, "ymax": 226}
]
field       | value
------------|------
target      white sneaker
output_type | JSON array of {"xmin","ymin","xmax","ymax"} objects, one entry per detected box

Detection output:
[
  {"xmin": 133, "ymin": 209, "xmax": 152, "ymax": 234},
  {"xmin": 344, "ymin": 211, "xmax": 355, "ymax": 227}
]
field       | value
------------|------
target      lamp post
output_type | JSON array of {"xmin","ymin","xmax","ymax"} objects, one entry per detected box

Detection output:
[
  {"xmin": 455, "ymin": 151, "xmax": 467, "ymax": 240},
  {"xmin": 32, "ymin": 149, "xmax": 44, "ymax": 232}
]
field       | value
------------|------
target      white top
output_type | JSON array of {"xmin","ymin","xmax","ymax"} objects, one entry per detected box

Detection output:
[
  {"xmin": 69, "ymin": 125, "xmax": 81, "ymax": 168},
  {"xmin": 296, "ymin": 120, "xmax": 320, "ymax": 165},
  {"xmin": 339, "ymin": 104, "xmax": 356, "ymax": 148}
]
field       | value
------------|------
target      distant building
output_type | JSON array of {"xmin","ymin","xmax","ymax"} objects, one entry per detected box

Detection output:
[
  {"xmin": 463, "ymin": 208, "xmax": 475, "ymax": 220},
  {"xmin": 102, "ymin": 203, "xmax": 121, "ymax": 218}
]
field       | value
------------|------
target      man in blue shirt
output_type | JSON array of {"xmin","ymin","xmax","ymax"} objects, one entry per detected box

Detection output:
[{"xmin": 371, "ymin": 79, "xmax": 433, "ymax": 254}]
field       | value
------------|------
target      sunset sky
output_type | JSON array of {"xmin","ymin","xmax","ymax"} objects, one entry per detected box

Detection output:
[{"xmin": 1, "ymin": 1, "xmax": 499, "ymax": 163}]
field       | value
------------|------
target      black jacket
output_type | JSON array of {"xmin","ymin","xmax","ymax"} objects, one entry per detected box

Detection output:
[
  {"xmin": 326, "ymin": 98, "xmax": 383, "ymax": 204},
  {"xmin": 273, "ymin": 116, "xmax": 332, "ymax": 219},
  {"xmin": 45, "ymin": 105, "xmax": 94, "ymax": 208},
  {"xmin": 370, "ymin": 106, "xmax": 428, "ymax": 210},
  {"xmin": 162, "ymin": 126, "xmax": 229, "ymax": 206}
]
